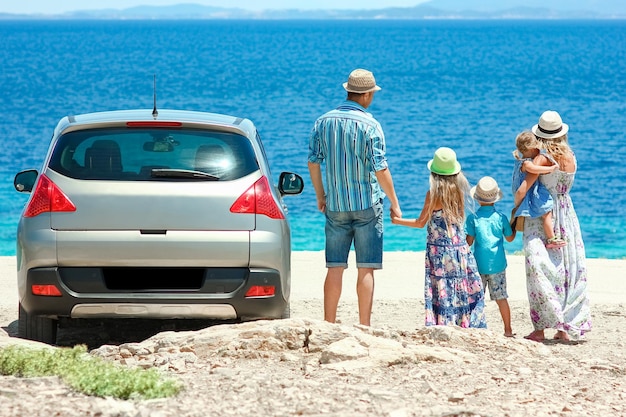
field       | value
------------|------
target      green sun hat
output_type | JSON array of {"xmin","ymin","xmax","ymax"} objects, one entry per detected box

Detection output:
[{"xmin": 427, "ymin": 147, "xmax": 461, "ymax": 176}]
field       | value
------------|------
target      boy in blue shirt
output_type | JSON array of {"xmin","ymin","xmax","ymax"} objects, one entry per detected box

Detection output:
[{"xmin": 465, "ymin": 176, "xmax": 516, "ymax": 337}]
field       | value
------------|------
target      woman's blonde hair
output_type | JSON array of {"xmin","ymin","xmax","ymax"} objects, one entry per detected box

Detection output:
[
  {"xmin": 428, "ymin": 171, "xmax": 470, "ymax": 227},
  {"xmin": 539, "ymin": 134, "xmax": 571, "ymax": 163},
  {"xmin": 513, "ymin": 130, "xmax": 542, "ymax": 160}
]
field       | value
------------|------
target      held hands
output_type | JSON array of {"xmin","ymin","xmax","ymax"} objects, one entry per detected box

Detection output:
[
  {"xmin": 391, "ymin": 212, "xmax": 421, "ymax": 228},
  {"xmin": 390, "ymin": 206, "xmax": 402, "ymax": 224},
  {"xmin": 392, "ymin": 191, "xmax": 429, "ymax": 228}
]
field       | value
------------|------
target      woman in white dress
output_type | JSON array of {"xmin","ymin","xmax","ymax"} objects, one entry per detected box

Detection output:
[{"xmin": 513, "ymin": 111, "xmax": 592, "ymax": 342}]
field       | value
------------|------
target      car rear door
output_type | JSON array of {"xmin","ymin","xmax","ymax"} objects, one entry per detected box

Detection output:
[{"xmin": 46, "ymin": 126, "xmax": 260, "ymax": 267}]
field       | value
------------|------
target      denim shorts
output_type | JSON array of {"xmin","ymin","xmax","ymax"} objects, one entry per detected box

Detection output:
[
  {"xmin": 325, "ymin": 199, "xmax": 383, "ymax": 269},
  {"xmin": 480, "ymin": 270, "xmax": 508, "ymax": 300}
]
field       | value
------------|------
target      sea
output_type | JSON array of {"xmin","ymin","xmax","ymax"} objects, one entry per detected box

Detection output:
[{"xmin": 1, "ymin": 19, "xmax": 625, "ymax": 259}]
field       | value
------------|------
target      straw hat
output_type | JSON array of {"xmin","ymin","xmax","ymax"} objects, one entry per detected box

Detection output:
[
  {"xmin": 343, "ymin": 69, "xmax": 382, "ymax": 93},
  {"xmin": 470, "ymin": 176, "xmax": 503, "ymax": 204},
  {"xmin": 427, "ymin": 147, "xmax": 461, "ymax": 176},
  {"xmin": 532, "ymin": 110, "xmax": 569, "ymax": 139}
]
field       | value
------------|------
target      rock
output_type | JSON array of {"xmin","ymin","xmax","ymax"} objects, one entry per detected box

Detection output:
[{"xmin": 1, "ymin": 303, "xmax": 625, "ymax": 417}]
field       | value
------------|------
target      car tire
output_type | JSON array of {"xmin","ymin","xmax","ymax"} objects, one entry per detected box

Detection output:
[
  {"xmin": 18, "ymin": 303, "xmax": 58, "ymax": 345},
  {"xmin": 280, "ymin": 302, "xmax": 290, "ymax": 319}
]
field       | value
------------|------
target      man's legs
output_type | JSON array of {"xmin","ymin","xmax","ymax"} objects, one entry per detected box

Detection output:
[
  {"xmin": 356, "ymin": 267, "xmax": 375, "ymax": 326},
  {"xmin": 324, "ymin": 208, "xmax": 352, "ymax": 324},
  {"xmin": 353, "ymin": 200, "xmax": 382, "ymax": 327},
  {"xmin": 324, "ymin": 202, "xmax": 381, "ymax": 326},
  {"xmin": 324, "ymin": 267, "xmax": 345, "ymax": 323}
]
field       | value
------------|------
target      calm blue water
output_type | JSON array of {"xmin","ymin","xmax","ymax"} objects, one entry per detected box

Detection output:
[{"xmin": 1, "ymin": 20, "xmax": 625, "ymax": 259}]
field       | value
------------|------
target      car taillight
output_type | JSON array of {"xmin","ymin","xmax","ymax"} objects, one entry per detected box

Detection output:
[
  {"xmin": 230, "ymin": 176, "xmax": 284, "ymax": 219},
  {"xmin": 23, "ymin": 174, "xmax": 76, "ymax": 218},
  {"xmin": 31, "ymin": 284, "xmax": 62, "ymax": 296},
  {"xmin": 245, "ymin": 285, "xmax": 275, "ymax": 298}
]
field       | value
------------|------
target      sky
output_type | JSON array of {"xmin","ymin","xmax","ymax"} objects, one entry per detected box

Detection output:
[{"xmin": 0, "ymin": 1, "xmax": 430, "ymax": 14}]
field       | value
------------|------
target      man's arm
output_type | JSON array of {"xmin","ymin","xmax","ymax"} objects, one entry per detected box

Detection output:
[
  {"xmin": 375, "ymin": 167, "xmax": 402, "ymax": 219},
  {"xmin": 307, "ymin": 161, "xmax": 326, "ymax": 213}
]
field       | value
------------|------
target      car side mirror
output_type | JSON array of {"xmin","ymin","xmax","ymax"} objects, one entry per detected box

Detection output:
[
  {"xmin": 278, "ymin": 172, "xmax": 304, "ymax": 196},
  {"xmin": 14, "ymin": 169, "xmax": 38, "ymax": 193}
]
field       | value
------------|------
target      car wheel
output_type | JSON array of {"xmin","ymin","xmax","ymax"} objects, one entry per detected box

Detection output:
[
  {"xmin": 18, "ymin": 303, "xmax": 58, "ymax": 345},
  {"xmin": 280, "ymin": 302, "xmax": 290, "ymax": 319}
]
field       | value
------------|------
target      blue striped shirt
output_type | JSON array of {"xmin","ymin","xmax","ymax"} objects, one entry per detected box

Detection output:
[{"xmin": 308, "ymin": 100, "xmax": 388, "ymax": 212}]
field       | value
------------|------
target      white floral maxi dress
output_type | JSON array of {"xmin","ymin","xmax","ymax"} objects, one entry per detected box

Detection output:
[{"xmin": 522, "ymin": 156, "xmax": 592, "ymax": 339}]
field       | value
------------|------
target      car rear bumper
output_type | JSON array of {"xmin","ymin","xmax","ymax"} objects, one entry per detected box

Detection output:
[
  {"xmin": 70, "ymin": 303, "xmax": 238, "ymax": 319},
  {"xmin": 21, "ymin": 266, "xmax": 288, "ymax": 320}
]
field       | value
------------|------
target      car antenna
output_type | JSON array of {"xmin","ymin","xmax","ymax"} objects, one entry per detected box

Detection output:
[{"xmin": 152, "ymin": 74, "xmax": 158, "ymax": 119}]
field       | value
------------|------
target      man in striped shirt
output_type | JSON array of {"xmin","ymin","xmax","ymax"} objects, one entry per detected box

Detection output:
[{"xmin": 308, "ymin": 68, "xmax": 402, "ymax": 327}]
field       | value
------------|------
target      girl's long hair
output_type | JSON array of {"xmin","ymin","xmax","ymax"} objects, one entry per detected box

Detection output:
[{"xmin": 428, "ymin": 171, "xmax": 470, "ymax": 227}]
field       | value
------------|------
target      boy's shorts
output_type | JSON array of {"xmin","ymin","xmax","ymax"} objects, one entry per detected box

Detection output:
[
  {"xmin": 480, "ymin": 271, "xmax": 508, "ymax": 300},
  {"xmin": 324, "ymin": 200, "xmax": 383, "ymax": 269}
]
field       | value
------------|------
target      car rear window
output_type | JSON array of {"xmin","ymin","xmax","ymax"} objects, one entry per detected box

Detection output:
[{"xmin": 48, "ymin": 128, "xmax": 259, "ymax": 181}]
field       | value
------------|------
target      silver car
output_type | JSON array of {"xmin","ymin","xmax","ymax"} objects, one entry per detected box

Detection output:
[{"xmin": 13, "ymin": 109, "xmax": 304, "ymax": 344}]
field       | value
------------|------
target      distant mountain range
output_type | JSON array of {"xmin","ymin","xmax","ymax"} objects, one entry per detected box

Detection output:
[{"xmin": 2, "ymin": 0, "xmax": 625, "ymax": 20}]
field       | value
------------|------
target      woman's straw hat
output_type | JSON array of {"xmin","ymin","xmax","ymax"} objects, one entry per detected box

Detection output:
[
  {"xmin": 470, "ymin": 176, "xmax": 503, "ymax": 204},
  {"xmin": 532, "ymin": 110, "xmax": 569, "ymax": 139},
  {"xmin": 427, "ymin": 147, "xmax": 461, "ymax": 176}
]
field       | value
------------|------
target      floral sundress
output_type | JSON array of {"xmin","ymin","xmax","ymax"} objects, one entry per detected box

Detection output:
[
  {"xmin": 522, "ymin": 155, "xmax": 592, "ymax": 339},
  {"xmin": 424, "ymin": 209, "xmax": 487, "ymax": 328}
]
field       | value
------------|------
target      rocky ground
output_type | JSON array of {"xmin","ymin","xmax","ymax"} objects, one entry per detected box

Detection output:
[{"xmin": 1, "ymin": 299, "xmax": 625, "ymax": 417}]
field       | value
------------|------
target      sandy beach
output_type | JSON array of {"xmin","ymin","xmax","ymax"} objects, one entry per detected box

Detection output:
[
  {"xmin": 291, "ymin": 251, "xmax": 626, "ymax": 303},
  {"xmin": 1, "ymin": 251, "xmax": 625, "ymax": 347},
  {"xmin": 1, "ymin": 252, "xmax": 625, "ymax": 318},
  {"xmin": 290, "ymin": 251, "xmax": 626, "ymax": 331},
  {"xmin": 1, "ymin": 252, "xmax": 625, "ymax": 417}
]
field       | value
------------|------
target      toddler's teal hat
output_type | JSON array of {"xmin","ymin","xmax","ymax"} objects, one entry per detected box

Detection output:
[{"xmin": 427, "ymin": 147, "xmax": 461, "ymax": 176}]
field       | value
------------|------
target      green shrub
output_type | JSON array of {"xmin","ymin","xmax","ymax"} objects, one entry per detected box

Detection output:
[{"xmin": 0, "ymin": 344, "xmax": 181, "ymax": 399}]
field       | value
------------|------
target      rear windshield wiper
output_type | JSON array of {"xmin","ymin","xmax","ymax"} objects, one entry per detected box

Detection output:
[{"xmin": 150, "ymin": 169, "xmax": 220, "ymax": 180}]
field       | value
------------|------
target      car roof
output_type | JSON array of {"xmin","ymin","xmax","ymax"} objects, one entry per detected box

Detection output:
[{"xmin": 54, "ymin": 109, "xmax": 257, "ymax": 138}]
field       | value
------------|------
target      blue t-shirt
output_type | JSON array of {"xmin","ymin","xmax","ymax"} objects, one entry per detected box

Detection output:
[{"xmin": 465, "ymin": 205, "xmax": 513, "ymax": 275}]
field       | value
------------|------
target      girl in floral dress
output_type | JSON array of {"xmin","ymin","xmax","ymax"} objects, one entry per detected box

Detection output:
[
  {"xmin": 392, "ymin": 147, "xmax": 486, "ymax": 328},
  {"xmin": 514, "ymin": 111, "xmax": 592, "ymax": 341}
]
